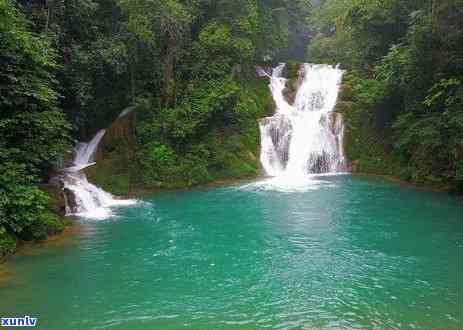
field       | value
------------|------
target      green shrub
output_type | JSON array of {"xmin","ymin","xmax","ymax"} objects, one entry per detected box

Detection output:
[
  {"xmin": 285, "ymin": 60, "xmax": 301, "ymax": 79},
  {"xmin": 21, "ymin": 213, "xmax": 65, "ymax": 241},
  {"xmin": 0, "ymin": 231, "xmax": 17, "ymax": 259}
]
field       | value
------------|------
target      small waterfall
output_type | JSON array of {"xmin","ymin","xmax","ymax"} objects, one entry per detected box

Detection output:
[
  {"xmin": 60, "ymin": 129, "xmax": 135, "ymax": 219},
  {"xmin": 66, "ymin": 130, "xmax": 106, "ymax": 172},
  {"xmin": 259, "ymin": 63, "xmax": 346, "ymax": 181}
]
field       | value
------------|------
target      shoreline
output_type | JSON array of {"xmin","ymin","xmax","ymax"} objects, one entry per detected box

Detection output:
[
  {"xmin": 0, "ymin": 224, "xmax": 82, "ymax": 265},
  {"xmin": 351, "ymin": 172, "xmax": 457, "ymax": 194},
  {"xmin": 120, "ymin": 175, "xmax": 264, "ymax": 199},
  {"xmin": 0, "ymin": 175, "xmax": 261, "ymax": 266},
  {"xmin": 0, "ymin": 224, "xmax": 82, "ymax": 286},
  {"xmin": 2, "ymin": 171, "xmax": 460, "ymax": 267}
]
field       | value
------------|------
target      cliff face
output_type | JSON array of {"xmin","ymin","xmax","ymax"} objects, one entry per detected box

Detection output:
[
  {"xmin": 86, "ymin": 110, "xmax": 138, "ymax": 195},
  {"xmin": 334, "ymin": 79, "xmax": 404, "ymax": 180},
  {"xmin": 334, "ymin": 84, "xmax": 355, "ymax": 171},
  {"xmin": 95, "ymin": 110, "xmax": 136, "ymax": 162},
  {"xmin": 82, "ymin": 75, "xmax": 274, "ymax": 193}
]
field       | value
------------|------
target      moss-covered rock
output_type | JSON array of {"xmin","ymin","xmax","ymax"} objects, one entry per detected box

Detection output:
[
  {"xmin": 282, "ymin": 61, "xmax": 304, "ymax": 105},
  {"xmin": 88, "ymin": 77, "xmax": 273, "ymax": 194},
  {"xmin": 285, "ymin": 60, "xmax": 301, "ymax": 79},
  {"xmin": 41, "ymin": 183, "xmax": 67, "ymax": 216},
  {"xmin": 86, "ymin": 110, "xmax": 137, "ymax": 195}
]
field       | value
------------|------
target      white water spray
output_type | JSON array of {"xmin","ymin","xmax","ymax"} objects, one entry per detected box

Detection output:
[
  {"xmin": 61, "ymin": 129, "xmax": 135, "ymax": 219},
  {"xmin": 257, "ymin": 63, "xmax": 346, "ymax": 190}
]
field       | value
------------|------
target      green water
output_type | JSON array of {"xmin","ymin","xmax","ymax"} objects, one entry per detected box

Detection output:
[{"xmin": 1, "ymin": 175, "xmax": 463, "ymax": 330}]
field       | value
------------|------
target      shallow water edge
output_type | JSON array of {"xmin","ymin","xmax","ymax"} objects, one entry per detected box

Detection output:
[{"xmin": 2, "ymin": 172, "xmax": 460, "ymax": 267}]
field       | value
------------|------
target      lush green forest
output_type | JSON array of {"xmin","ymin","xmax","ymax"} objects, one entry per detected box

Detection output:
[
  {"xmin": 308, "ymin": 0, "xmax": 463, "ymax": 190},
  {"xmin": 0, "ymin": 0, "xmax": 311, "ymax": 256},
  {"xmin": 1, "ymin": 0, "xmax": 463, "ymax": 257}
]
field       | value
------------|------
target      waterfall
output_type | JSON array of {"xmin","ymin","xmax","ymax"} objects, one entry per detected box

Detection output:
[
  {"xmin": 66, "ymin": 130, "xmax": 106, "ymax": 172},
  {"xmin": 60, "ymin": 129, "xmax": 135, "ymax": 219},
  {"xmin": 258, "ymin": 63, "xmax": 346, "ymax": 188}
]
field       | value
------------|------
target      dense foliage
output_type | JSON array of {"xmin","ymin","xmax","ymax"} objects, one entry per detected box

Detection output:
[
  {"xmin": 39, "ymin": 0, "xmax": 310, "ymax": 190},
  {"xmin": 1, "ymin": 0, "xmax": 311, "ymax": 255},
  {"xmin": 4, "ymin": 0, "xmax": 462, "ymax": 258},
  {"xmin": 309, "ymin": 0, "xmax": 463, "ymax": 190},
  {"xmin": 0, "ymin": 0, "xmax": 71, "ymax": 256}
]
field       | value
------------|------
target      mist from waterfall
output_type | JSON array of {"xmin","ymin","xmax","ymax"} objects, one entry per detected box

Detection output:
[
  {"xmin": 255, "ymin": 63, "xmax": 346, "ymax": 191},
  {"xmin": 61, "ymin": 130, "xmax": 135, "ymax": 219}
]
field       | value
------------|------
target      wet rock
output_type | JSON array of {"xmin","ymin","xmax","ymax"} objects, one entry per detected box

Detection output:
[
  {"xmin": 256, "ymin": 65, "xmax": 272, "ymax": 78},
  {"xmin": 307, "ymin": 152, "xmax": 333, "ymax": 174},
  {"xmin": 63, "ymin": 187, "xmax": 77, "ymax": 214},
  {"xmin": 328, "ymin": 112, "xmax": 344, "ymax": 135},
  {"xmin": 94, "ymin": 109, "xmax": 136, "ymax": 163},
  {"xmin": 283, "ymin": 64, "xmax": 306, "ymax": 105},
  {"xmin": 42, "ymin": 181, "xmax": 67, "ymax": 216}
]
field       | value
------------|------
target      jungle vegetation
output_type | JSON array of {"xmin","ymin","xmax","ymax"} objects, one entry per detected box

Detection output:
[{"xmin": 2, "ymin": 0, "xmax": 463, "ymax": 256}]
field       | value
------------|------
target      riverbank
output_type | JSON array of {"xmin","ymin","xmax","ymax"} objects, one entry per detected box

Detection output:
[
  {"xmin": 0, "ymin": 218, "xmax": 71, "ymax": 264},
  {"xmin": 119, "ymin": 175, "xmax": 264, "ymax": 199},
  {"xmin": 3, "ymin": 174, "xmax": 463, "ymax": 329},
  {"xmin": 2, "ymin": 168, "xmax": 461, "ymax": 274},
  {"xmin": 0, "ymin": 173, "xmax": 262, "ymax": 264},
  {"xmin": 0, "ymin": 223, "xmax": 79, "ymax": 271},
  {"xmin": 335, "ymin": 73, "xmax": 463, "ymax": 194},
  {"xmin": 351, "ymin": 172, "xmax": 456, "ymax": 194}
]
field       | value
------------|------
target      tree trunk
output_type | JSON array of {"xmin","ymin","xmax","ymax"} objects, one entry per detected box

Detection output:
[
  {"xmin": 45, "ymin": 0, "xmax": 50, "ymax": 34},
  {"xmin": 164, "ymin": 32, "xmax": 176, "ymax": 105},
  {"xmin": 130, "ymin": 62, "xmax": 135, "ymax": 103},
  {"xmin": 129, "ymin": 41, "xmax": 138, "ymax": 103}
]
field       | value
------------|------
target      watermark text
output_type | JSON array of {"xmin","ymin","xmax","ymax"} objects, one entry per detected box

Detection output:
[{"xmin": 1, "ymin": 316, "xmax": 37, "ymax": 327}]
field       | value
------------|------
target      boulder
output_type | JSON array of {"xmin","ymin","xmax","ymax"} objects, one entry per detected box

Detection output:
[
  {"xmin": 41, "ymin": 180, "xmax": 67, "ymax": 216},
  {"xmin": 63, "ymin": 187, "xmax": 78, "ymax": 214}
]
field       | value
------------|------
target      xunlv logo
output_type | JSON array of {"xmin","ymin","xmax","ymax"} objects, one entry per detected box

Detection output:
[{"xmin": 1, "ymin": 316, "xmax": 37, "ymax": 327}]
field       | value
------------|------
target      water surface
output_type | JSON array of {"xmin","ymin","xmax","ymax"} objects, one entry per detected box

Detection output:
[{"xmin": 1, "ymin": 175, "xmax": 463, "ymax": 329}]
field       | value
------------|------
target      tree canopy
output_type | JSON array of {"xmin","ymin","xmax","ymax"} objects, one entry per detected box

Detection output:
[
  {"xmin": 309, "ymin": 0, "xmax": 463, "ymax": 190},
  {"xmin": 0, "ymin": 0, "xmax": 310, "ymax": 252}
]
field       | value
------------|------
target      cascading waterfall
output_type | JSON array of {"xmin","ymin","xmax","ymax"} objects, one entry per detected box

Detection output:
[
  {"xmin": 60, "ymin": 129, "xmax": 135, "ymax": 219},
  {"xmin": 256, "ymin": 63, "xmax": 345, "ymax": 191}
]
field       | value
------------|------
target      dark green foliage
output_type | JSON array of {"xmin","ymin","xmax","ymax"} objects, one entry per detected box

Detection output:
[
  {"xmin": 336, "ymin": 74, "xmax": 401, "ymax": 175},
  {"xmin": 285, "ymin": 60, "xmax": 301, "ymax": 79},
  {"xmin": 310, "ymin": 0, "xmax": 463, "ymax": 191},
  {"xmin": 105, "ymin": 0, "xmax": 291, "ymax": 189},
  {"xmin": 134, "ymin": 78, "xmax": 271, "ymax": 188},
  {"xmin": 1, "ymin": 0, "xmax": 308, "ymax": 256},
  {"xmin": 39, "ymin": 0, "xmax": 285, "ymax": 193},
  {"xmin": 0, "ymin": 143, "xmax": 68, "ymax": 247},
  {"xmin": 82, "ymin": 0, "xmax": 297, "ymax": 190},
  {"xmin": 0, "ymin": 231, "xmax": 16, "ymax": 259},
  {"xmin": 0, "ymin": 0, "xmax": 71, "ymax": 253}
]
